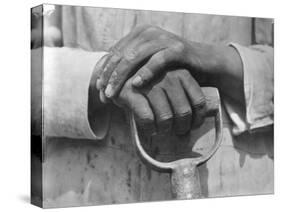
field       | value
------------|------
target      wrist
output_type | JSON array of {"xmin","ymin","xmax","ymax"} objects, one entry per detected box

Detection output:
[
  {"xmin": 183, "ymin": 41, "xmax": 220, "ymax": 86},
  {"xmin": 184, "ymin": 41, "xmax": 242, "ymax": 88}
]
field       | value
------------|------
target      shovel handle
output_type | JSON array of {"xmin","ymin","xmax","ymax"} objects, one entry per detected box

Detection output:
[{"xmin": 130, "ymin": 87, "xmax": 223, "ymax": 199}]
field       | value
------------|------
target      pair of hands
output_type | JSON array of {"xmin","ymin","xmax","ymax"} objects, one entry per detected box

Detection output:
[{"xmin": 94, "ymin": 25, "xmax": 208, "ymax": 135}]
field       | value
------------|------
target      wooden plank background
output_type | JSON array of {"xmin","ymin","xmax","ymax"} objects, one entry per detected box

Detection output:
[
  {"xmin": 32, "ymin": 5, "xmax": 273, "ymax": 49},
  {"xmin": 59, "ymin": 6, "xmax": 253, "ymax": 51}
]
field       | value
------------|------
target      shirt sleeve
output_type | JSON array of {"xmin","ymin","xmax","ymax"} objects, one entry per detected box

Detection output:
[
  {"xmin": 31, "ymin": 47, "xmax": 111, "ymax": 140},
  {"xmin": 223, "ymin": 43, "xmax": 274, "ymax": 135}
]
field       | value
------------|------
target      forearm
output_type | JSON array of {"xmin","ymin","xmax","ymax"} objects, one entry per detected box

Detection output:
[{"xmin": 185, "ymin": 42, "xmax": 244, "ymax": 104}]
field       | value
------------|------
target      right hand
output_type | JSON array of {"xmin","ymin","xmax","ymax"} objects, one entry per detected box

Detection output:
[{"xmin": 113, "ymin": 69, "xmax": 207, "ymax": 135}]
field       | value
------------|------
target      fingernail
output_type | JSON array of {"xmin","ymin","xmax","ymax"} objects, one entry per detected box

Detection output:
[
  {"xmin": 96, "ymin": 78, "xmax": 102, "ymax": 90},
  {"xmin": 132, "ymin": 76, "xmax": 143, "ymax": 86},
  {"xmin": 105, "ymin": 85, "xmax": 113, "ymax": 97},
  {"xmin": 99, "ymin": 90, "xmax": 106, "ymax": 103}
]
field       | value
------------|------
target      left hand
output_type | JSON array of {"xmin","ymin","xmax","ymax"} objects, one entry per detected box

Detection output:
[{"xmin": 96, "ymin": 25, "xmax": 193, "ymax": 100}]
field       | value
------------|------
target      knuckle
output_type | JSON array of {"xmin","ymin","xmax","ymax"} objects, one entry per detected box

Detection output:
[
  {"xmin": 177, "ymin": 69, "xmax": 188, "ymax": 75},
  {"xmin": 193, "ymin": 97, "xmax": 207, "ymax": 111},
  {"xmin": 152, "ymin": 51, "xmax": 166, "ymax": 65},
  {"xmin": 110, "ymin": 46, "xmax": 121, "ymax": 56},
  {"xmin": 165, "ymin": 72, "xmax": 179, "ymax": 83},
  {"xmin": 176, "ymin": 70, "xmax": 191, "ymax": 81},
  {"xmin": 176, "ymin": 107, "xmax": 192, "ymax": 118},
  {"xmin": 158, "ymin": 113, "xmax": 173, "ymax": 122},
  {"xmin": 110, "ymin": 54, "xmax": 122, "ymax": 64},
  {"xmin": 172, "ymin": 41, "xmax": 185, "ymax": 53},
  {"xmin": 109, "ymin": 71, "xmax": 118, "ymax": 84},
  {"xmin": 143, "ymin": 25, "xmax": 157, "ymax": 32},
  {"xmin": 142, "ymin": 26, "xmax": 162, "ymax": 37},
  {"xmin": 140, "ymin": 66, "xmax": 153, "ymax": 82},
  {"xmin": 182, "ymin": 69, "xmax": 191, "ymax": 78},
  {"xmin": 157, "ymin": 115, "xmax": 173, "ymax": 133},
  {"xmin": 138, "ymin": 115, "xmax": 154, "ymax": 127},
  {"xmin": 108, "ymin": 76, "xmax": 121, "ymax": 94},
  {"xmin": 138, "ymin": 24, "xmax": 153, "ymax": 31},
  {"xmin": 165, "ymin": 71, "xmax": 175, "ymax": 79},
  {"xmin": 124, "ymin": 49, "xmax": 137, "ymax": 62},
  {"xmin": 142, "ymin": 115, "xmax": 154, "ymax": 123}
]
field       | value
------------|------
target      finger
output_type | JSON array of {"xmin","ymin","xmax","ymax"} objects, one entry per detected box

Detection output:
[
  {"xmin": 145, "ymin": 88, "xmax": 173, "ymax": 134},
  {"xmin": 104, "ymin": 43, "xmax": 168, "ymax": 98},
  {"xmin": 94, "ymin": 53, "xmax": 111, "ymax": 90},
  {"xmin": 120, "ymin": 88, "xmax": 156, "ymax": 134},
  {"xmin": 94, "ymin": 54, "xmax": 112, "ymax": 103},
  {"xmin": 99, "ymin": 89, "xmax": 109, "ymax": 104},
  {"xmin": 97, "ymin": 53, "xmax": 122, "ymax": 90},
  {"xmin": 180, "ymin": 71, "xmax": 207, "ymax": 128},
  {"xmin": 98, "ymin": 25, "xmax": 151, "ymax": 91},
  {"xmin": 132, "ymin": 48, "xmax": 177, "ymax": 87},
  {"xmin": 163, "ymin": 77, "xmax": 192, "ymax": 135}
]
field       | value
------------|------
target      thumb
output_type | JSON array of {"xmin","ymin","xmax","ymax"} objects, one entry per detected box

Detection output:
[
  {"xmin": 132, "ymin": 66, "xmax": 154, "ymax": 87},
  {"xmin": 132, "ymin": 49, "xmax": 173, "ymax": 87}
]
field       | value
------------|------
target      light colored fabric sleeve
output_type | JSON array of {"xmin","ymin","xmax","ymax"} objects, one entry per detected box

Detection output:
[
  {"xmin": 223, "ymin": 43, "xmax": 274, "ymax": 135},
  {"xmin": 31, "ymin": 47, "xmax": 110, "ymax": 140}
]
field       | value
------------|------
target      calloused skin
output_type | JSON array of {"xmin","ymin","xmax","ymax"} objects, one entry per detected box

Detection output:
[
  {"xmin": 116, "ymin": 69, "xmax": 207, "ymax": 135},
  {"xmin": 91, "ymin": 54, "xmax": 207, "ymax": 135},
  {"xmin": 94, "ymin": 25, "xmax": 245, "ymax": 133}
]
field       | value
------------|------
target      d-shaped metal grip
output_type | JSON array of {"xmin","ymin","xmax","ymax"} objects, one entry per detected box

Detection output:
[{"xmin": 129, "ymin": 87, "xmax": 223, "ymax": 199}]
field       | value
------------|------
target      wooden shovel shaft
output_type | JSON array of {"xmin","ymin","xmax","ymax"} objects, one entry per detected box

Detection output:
[{"xmin": 171, "ymin": 164, "xmax": 202, "ymax": 199}]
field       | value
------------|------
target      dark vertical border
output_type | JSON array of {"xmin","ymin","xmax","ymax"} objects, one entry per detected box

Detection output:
[
  {"xmin": 251, "ymin": 18, "xmax": 256, "ymax": 45},
  {"xmin": 31, "ymin": 4, "xmax": 43, "ymax": 208},
  {"xmin": 271, "ymin": 19, "xmax": 275, "ymax": 47}
]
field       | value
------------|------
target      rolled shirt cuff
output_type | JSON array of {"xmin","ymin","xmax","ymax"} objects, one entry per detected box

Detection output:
[
  {"xmin": 224, "ymin": 43, "xmax": 273, "ymax": 135},
  {"xmin": 32, "ymin": 47, "xmax": 110, "ymax": 140}
]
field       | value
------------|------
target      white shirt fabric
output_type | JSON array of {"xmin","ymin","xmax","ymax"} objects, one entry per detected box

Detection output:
[{"xmin": 224, "ymin": 44, "xmax": 273, "ymax": 135}]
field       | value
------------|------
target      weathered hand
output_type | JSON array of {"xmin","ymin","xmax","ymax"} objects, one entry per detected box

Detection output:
[
  {"xmin": 113, "ymin": 69, "xmax": 207, "ymax": 135},
  {"xmin": 96, "ymin": 25, "xmax": 194, "ymax": 99},
  {"xmin": 95, "ymin": 25, "xmax": 244, "ymax": 106}
]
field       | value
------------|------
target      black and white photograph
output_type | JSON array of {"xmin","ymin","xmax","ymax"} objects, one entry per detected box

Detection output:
[{"xmin": 30, "ymin": 3, "xmax": 274, "ymax": 209}]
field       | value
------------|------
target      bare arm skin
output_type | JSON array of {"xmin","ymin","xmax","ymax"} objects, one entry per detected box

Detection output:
[{"xmin": 184, "ymin": 42, "xmax": 244, "ymax": 104}]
